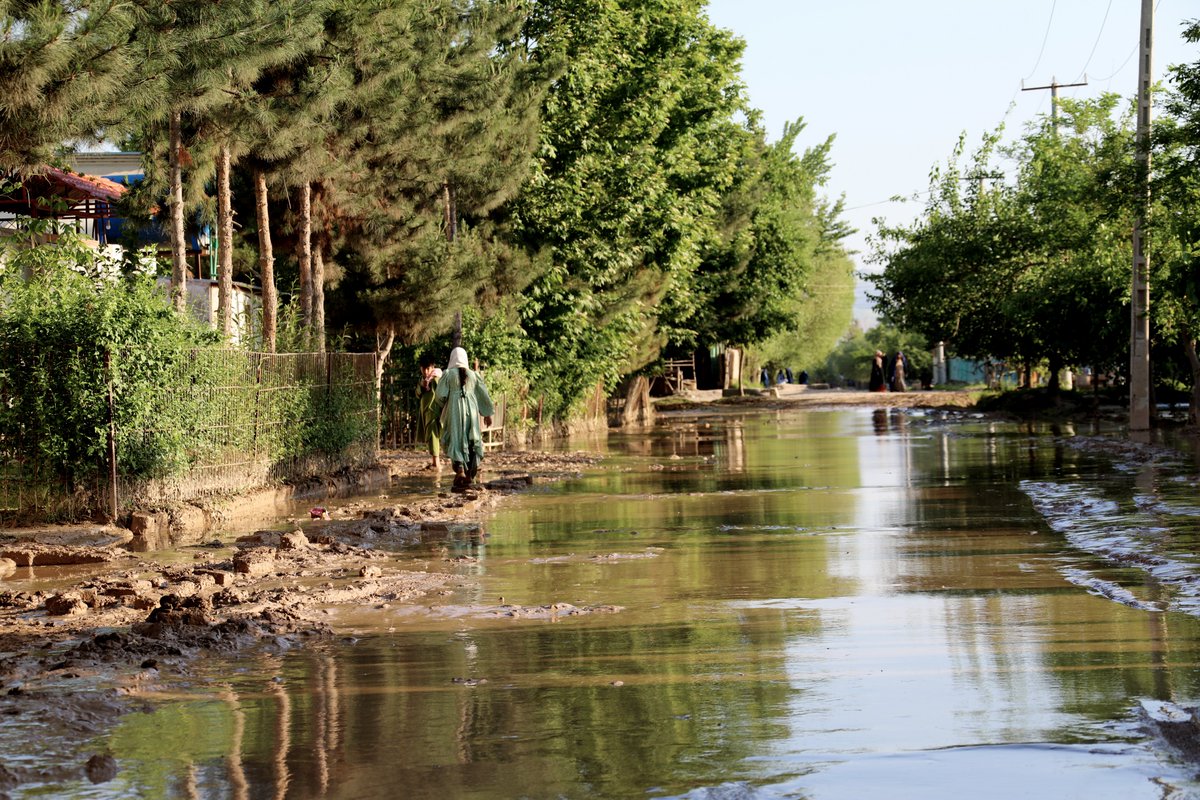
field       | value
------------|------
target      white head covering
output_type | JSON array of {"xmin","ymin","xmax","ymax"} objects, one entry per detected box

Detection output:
[{"xmin": 446, "ymin": 347, "xmax": 469, "ymax": 370}]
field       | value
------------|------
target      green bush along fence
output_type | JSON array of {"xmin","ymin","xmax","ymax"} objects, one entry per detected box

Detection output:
[{"xmin": 0, "ymin": 349, "xmax": 378, "ymax": 524}]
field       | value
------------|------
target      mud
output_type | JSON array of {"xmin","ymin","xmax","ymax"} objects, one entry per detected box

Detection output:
[{"xmin": 0, "ymin": 448, "xmax": 601, "ymax": 794}]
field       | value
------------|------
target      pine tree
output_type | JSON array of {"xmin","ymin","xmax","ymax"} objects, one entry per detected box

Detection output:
[
  {"xmin": 0, "ymin": 0, "xmax": 138, "ymax": 170},
  {"xmin": 322, "ymin": 0, "xmax": 547, "ymax": 382},
  {"xmin": 127, "ymin": 0, "xmax": 321, "ymax": 314}
]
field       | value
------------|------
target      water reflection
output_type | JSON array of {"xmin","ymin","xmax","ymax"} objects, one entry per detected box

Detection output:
[{"xmin": 78, "ymin": 409, "xmax": 1200, "ymax": 798}]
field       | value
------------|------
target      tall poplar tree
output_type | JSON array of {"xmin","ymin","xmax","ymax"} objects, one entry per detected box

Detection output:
[{"xmin": 512, "ymin": 0, "xmax": 748, "ymax": 415}]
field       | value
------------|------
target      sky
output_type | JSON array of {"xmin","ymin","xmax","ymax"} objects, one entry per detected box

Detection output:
[{"xmin": 702, "ymin": 0, "xmax": 1198, "ymax": 328}]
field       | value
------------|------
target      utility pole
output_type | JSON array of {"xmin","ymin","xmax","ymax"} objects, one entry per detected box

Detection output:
[
  {"xmin": 1129, "ymin": 0, "xmax": 1154, "ymax": 431},
  {"xmin": 1021, "ymin": 75, "xmax": 1089, "ymax": 125}
]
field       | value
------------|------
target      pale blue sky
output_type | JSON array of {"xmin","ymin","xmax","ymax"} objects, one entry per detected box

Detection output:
[{"xmin": 703, "ymin": 0, "xmax": 1198, "ymax": 327}]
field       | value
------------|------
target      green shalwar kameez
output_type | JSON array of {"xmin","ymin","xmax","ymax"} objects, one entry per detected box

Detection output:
[
  {"xmin": 435, "ymin": 366, "xmax": 494, "ymax": 477},
  {"xmin": 416, "ymin": 383, "xmax": 442, "ymax": 463}
]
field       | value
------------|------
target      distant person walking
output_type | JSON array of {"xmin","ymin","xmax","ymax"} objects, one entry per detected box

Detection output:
[
  {"xmin": 761, "ymin": 367, "xmax": 771, "ymax": 388},
  {"xmin": 869, "ymin": 350, "xmax": 888, "ymax": 392},
  {"xmin": 889, "ymin": 351, "xmax": 910, "ymax": 392},
  {"xmin": 436, "ymin": 347, "xmax": 495, "ymax": 491}
]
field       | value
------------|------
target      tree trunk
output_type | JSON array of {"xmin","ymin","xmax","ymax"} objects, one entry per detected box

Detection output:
[
  {"xmin": 297, "ymin": 182, "xmax": 313, "ymax": 347},
  {"xmin": 1186, "ymin": 338, "xmax": 1200, "ymax": 427},
  {"xmin": 374, "ymin": 324, "xmax": 396, "ymax": 403},
  {"xmin": 1046, "ymin": 354, "xmax": 1062, "ymax": 395},
  {"xmin": 217, "ymin": 144, "xmax": 234, "ymax": 338},
  {"xmin": 255, "ymin": 169, "xmax": 276, "ymax": 353},
  {"xmin": 312, "ymin": 237, "xmax": 326, "ymax": 354},
  {"xmin": 169, "ymin": 109, "xmax": 188, "ymax": 313}
]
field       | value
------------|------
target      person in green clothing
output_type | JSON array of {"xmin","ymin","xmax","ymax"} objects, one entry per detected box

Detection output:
[
  {"xmin": 415, "ymin": 354, "xmax": 443, "ymax": 469},
  {"xmin": 435, "ymin": 346, "xmax": 494, "ymax": 491}
]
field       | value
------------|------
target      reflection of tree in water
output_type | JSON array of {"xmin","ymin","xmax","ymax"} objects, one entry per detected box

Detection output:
[{"xmin": 182, "ymin": 609, "xmax": 808, "ymax": 797}]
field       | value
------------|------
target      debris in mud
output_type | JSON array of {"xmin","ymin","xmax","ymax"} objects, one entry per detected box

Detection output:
[
  {"xmin": 492, "ymin": 602, "xmax": 624, "ymax": 619},
  {"xmin": 529, "ymin": 549, "xmax": 662, "ymax": 565},
  {"xmin": 0, "ymin": 446, "xmax": 602, "ymax": 795}
]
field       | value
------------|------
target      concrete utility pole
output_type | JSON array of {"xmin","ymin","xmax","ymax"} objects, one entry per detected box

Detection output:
[
  {"xmin": 1129, "ymin": 0, "xmax": 1154, "ymax": 431},
  {"xmin": 1021, "ymin": 75, "xmax": 1089, "ymax": 125}
]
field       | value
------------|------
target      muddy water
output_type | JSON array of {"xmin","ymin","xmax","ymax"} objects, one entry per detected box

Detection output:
[{"xmin": 76, "ymin": 410, "xmax": 1200, "ymax": 797}]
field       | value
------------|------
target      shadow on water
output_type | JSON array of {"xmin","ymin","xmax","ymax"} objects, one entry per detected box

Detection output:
[{"xmin": 32, "ymin": 408, "xmax": 1200, "ymax": 798}]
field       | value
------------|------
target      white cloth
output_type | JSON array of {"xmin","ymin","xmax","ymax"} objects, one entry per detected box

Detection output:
[{"xmin": 446, "ymin": 347, "xmax": 469, "ymax": 370}]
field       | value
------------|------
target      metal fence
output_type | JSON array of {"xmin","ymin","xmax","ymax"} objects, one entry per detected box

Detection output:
[{"xmin": 0, "ymin": 349, "xmax": 378, "ymax": 524}]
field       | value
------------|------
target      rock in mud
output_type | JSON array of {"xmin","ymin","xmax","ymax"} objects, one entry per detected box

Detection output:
[
  {"xmin": 45, "ymin": 592, "xmax": 89, "ymax": 616},
  {"xmin": 193, "ymin": 569, "xmax": 235, "ymax": 587},
  {"xmin": 0, "ymin": 545, "xmax": 121, "ymax": 568},
  {"xmin": 279, "ymin": 530, "xmax": 309, "ymax": 551},
  {"xmin": 233, "ymin": 548, "xmax": 276, "ymax": 577},
  {"xmin": 85, "ymin": 753, "xmax": 117, "ymax": 783}
]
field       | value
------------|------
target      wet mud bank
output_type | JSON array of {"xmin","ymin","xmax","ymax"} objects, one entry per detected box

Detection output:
[{"xmin": 0, "ymin": 449, "xmax": 600, "ymax": 796}]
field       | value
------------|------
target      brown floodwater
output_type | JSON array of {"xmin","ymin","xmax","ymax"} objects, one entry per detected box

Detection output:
[{"xmin": 40, "ymin": 408, "xmax": 1200, "ymax": 798}]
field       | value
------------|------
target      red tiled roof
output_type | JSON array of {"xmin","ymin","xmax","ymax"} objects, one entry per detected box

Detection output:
[
  {"xmin": 0, "ymin": 165, "xmax": 128, "ymax": 219},
  {"xmin": 42, "ymin": 167, "xmax": 127, "ymax": 202}
]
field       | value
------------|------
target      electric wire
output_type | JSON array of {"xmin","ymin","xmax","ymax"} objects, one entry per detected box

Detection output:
[
  {"xmin": 1074, "ymin": 0, "xmax": 1114, "ymax": 81},
  {"xmin": 1091, "ymin": 0, "xmax": 1163, "ymax": 82},
  {"xmin": 1022, "ymin": 0, "xmax": 1058, "ymax": 81}
]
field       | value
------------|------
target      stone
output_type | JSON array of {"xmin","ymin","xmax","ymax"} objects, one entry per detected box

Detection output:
[
  {"xmin": 85, "ymin": 753, "xmax": 118, "ymax": 784},
  {"xmin": 279, "ymin": 530, "xmax": 309, "ymax": 551},
  {"xmin": 359, "ymin": 565, "xmax": 382, "ymax": 579},
  {"xmin": 233, "ymin": 548, "xmax": 276, "ymax": 577},
  {"xmin": 194, "ymin": 569, "xmax": 236, "ymax": 587},
  {"xmin": 0, "ymin": 546, "xmax": 117, "ymax": 567},
  {"xmin": 45, "ymin": 593, "xmax": 88, "ymax": 616},
  {"xmin": 127, "ymin": 512, "xmax": 170, "ymax": 551}
]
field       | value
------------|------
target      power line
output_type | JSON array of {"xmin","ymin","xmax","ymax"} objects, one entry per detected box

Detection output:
[
  {"xmin": 1074, "ymin": 0, "xmax": 1115, "ymax": 82},
  {"xmin": 844, "ymin": 190, "xmax": 934, "ymax": 212},
  {"xmin": 1023, "ymin": 0, "xmax": 1058, "ymax": 81},
  {"xmin": 1091, "ymin": 0, "xmax": 1163, "ymax": 82}
]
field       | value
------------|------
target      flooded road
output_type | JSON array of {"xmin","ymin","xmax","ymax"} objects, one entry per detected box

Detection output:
[{"xmin": 78, "ymin": 409, "xmax": 1200, "ymax": 798}]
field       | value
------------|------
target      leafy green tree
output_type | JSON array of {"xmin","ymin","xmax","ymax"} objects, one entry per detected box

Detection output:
[
  {"xmin": 679, "ymin": 119, "xmax": 850, "ymax": 354},
  {"xmin": 1153, "ymin": 20, "xmax": 1200, "ymax": 423},
  {"xmin": 871, "ymin": 99, "xmax": 1135, "ymax": 390},
  {"xmin": 511, "ymin": 0, "xmax": 747, "ymax": 417},
  {"xmin": 127, "ymin": 0, "xmax": 318, "ymax": 313},
  {"xmin": 322, "ymin": 0, "xmax": 547, "ymax": 387}
]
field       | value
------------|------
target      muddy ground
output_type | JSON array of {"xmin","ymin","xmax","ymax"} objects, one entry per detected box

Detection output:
[
  {"xmin": 0, "ymin": 387, "xmax": 1171, "ymax": 794},
  {"xmin": 0, "ymin": 449, "xmax": 603, "ymax": 796}
]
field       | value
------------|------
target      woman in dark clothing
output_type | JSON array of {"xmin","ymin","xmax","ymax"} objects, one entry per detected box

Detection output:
[{"xmin": 869, "ymin": 350, "xmax": 888, "ymax": 392}]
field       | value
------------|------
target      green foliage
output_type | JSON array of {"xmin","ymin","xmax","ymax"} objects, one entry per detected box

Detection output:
[
  {"xmin": 680, "ymin": 120, "xmax": 848, "ymax": 349},
  {"xmin": 1153, "ymin": 22, "xmax": 1200, "ymax": 387},
  {"xmin": 0, "ymin": 236, "xmax": 376, "ymax": 518},
  {"xmin": 0, "ymin": 235, "xmax": 217, "ymax": 490},
  {"xmin": 814, "ymin": 324, "xmax": 929, "ymax": 387},
  {"xmin": 0, "ymin": 0, "xmax": 140, "ymax": 170},
  {"xmin": 512, "ymin": 0, "xmax": 750, "ymax": 416},
  {"xmin": 870, "ymin": 97, "xmax": 1135, "ymax": 382}
]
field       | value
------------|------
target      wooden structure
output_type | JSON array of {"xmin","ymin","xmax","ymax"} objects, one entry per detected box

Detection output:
[
  {"xmin": 480, "ymin": 396, "xmax": 506, "ymax": 451},
  {"xmin": 659, "ymin": 357, "xmax": 696, "ymax": 394},
  {"xmin": 0, "ymin": 167, "xmax": 127, "ymax": 244}
]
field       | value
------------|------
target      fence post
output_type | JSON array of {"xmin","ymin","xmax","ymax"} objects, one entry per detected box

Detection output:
[{"xmin": 104, "ymin": 349, "xmax": 119, "ymax": 523}]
